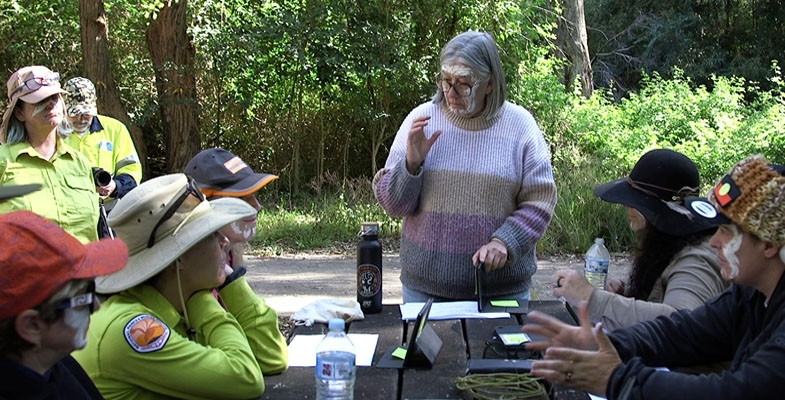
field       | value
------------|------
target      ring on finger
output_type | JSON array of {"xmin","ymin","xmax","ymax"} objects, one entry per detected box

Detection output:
[{"xmin": 565, "ymin": 371, "xmax": 572, "ymax": 382}]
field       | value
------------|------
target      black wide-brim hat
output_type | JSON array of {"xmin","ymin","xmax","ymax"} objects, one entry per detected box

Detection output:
[{"xmin": 593, "ymin": 149, "xmax": 719, "ymax": 236}]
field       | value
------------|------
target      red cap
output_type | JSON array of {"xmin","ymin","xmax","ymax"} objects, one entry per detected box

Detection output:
[{"xmin": 0, "ymin": 211, "xmax": 129, "ymax": 319}]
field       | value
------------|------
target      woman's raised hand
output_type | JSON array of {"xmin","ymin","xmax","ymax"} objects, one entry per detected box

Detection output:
[{"xmin": 405, "ymin": 115, "xmax": 442, "ymax": 174}]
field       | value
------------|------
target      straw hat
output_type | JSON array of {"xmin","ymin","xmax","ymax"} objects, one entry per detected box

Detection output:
[
  {"xmin": 593, "ymin": 149, "xmax": 718, "ymax": 236},
  {"xmin": 96, "ymin": 173, "xmax": 257, "ymax": 293}
]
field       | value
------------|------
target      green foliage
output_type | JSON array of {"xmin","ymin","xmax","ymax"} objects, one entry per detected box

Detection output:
[
  {"xmin": 3, "ymin": 0, "xmax": 784, "ymax": 256},
  {"xmin": 585, "ymin": 0, "xmax": 784, "ymax": 97},
  {"xmin": 251, "ymin": 174, "xmax": 401, "ymax": 254}
]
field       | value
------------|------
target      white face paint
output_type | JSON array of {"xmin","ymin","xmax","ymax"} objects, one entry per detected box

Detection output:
[
  {"xmin": 721, "ymin": 226, "xmax": 743, "ymax": 280},
  {"xmin": 228, "ymin": 220, "xmax": 256, "ymax": 242},
  {"xmin": 440, "ymin": 64, "xmax": 480, "ymax": 116},
  {"xmin": 67, "ymin": 114, "xmax": 92, "ymax": 133},
  {"xmin": 441, "ymin": 64, "xmax": 473, "ymax": 77},
  {"xmin": 31, "ymin": 97, "xmax": 57, "ymax": 117},
  {"xmin": 63, "ymin": 306, "xmax": 91, "ymax": 350}
]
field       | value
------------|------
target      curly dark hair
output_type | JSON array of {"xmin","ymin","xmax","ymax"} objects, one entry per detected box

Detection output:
[{"xmin": 625, "ymin": 226, "xmax": 716, "ymax": 300}]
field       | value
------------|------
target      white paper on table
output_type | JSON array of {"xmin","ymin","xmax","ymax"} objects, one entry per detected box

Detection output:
[
  {"xmin": 399, "ymin": 301, "xmax": 510, "ymax": 320},
  {"xmin": 286, "ymin": 333, "xmax": 378, "ymax": 367}
]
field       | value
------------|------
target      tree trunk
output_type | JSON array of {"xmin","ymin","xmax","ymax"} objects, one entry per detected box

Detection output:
[
  {"xmin": 145, "ymin": 0, "xmax": 201, "ymax": 173},
  {"xmin": 557, "ymin": 0, "xmax": 593, "ymax": 98},
  {"xmin": 78, "ymin": 0, "xmax": 149, "ymax": 177}
]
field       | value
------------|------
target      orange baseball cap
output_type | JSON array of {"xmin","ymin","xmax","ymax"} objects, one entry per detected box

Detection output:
[{"xmin": 0, "ymin": 211, "xmax": 129, "ymax": 319}]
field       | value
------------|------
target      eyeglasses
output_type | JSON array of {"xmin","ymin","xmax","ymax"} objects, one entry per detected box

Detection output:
[
  {"xmin": 10, "ymin": 72, "xmax": 61, "ymax": 97},
  {"xmin": 437, "ymin": 78, "xmax": 479, "ymax": 97},
  {"xmin": 147, "ymin": 176, "xmax": 206, "ymax": 248},
  {"xmin": 56, "ymin": 281, "xmax": 97, "ymax": 314}
]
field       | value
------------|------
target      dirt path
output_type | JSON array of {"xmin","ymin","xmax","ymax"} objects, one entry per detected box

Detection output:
[{"xmin": 245, "ymin": 253, "xmax": 632, "ymax": 315}]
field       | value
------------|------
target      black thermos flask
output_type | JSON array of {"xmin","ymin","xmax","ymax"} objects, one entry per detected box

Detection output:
[{"xmin": 357, "ymin": 222, "xmax": 382, "ymax": 314}]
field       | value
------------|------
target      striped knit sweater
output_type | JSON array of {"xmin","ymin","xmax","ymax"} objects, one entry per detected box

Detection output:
[{"xmin": 373, "ymin": 101, "xmax": 557, "ymax": 299}]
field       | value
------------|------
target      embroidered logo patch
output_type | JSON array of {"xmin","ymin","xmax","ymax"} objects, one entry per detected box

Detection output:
[
  {"xmin": 124, "ymin": 314, "xmax": 170, "ymax": 353},
  {"xmin": 223, "ymin": 156, "xmax": 248, "ymax": 174}
]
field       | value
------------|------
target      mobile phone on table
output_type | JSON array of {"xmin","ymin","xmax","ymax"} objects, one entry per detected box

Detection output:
[{"xmin": 494, "ymin": 325, "xmax": 531, "ymax": 348}]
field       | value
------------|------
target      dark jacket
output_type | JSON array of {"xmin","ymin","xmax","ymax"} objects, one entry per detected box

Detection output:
[
  {"xmin": 606, "ymin": 272, "xmax": 785, "ymax": 399},
  {"xmin": 0, "ymin": 355, "xmax": 103, "ymax": 399}
]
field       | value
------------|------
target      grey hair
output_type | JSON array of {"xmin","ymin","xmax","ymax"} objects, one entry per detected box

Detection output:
[
  {"xmin": 4, "ymin": 117, "xmax": 26, "ymax": 144},
  {"xmin": 432, "ymin": 31, "xmax": 507, "ymax": 120}
]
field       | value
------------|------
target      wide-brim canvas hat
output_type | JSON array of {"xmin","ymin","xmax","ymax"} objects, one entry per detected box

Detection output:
[
  {"xmin": 593, "ymin": 149, "xmax": 718, "ymax": 236},
  {"xmin": 185, "ymin": 148, "xmax": 278, "ymax": 197},
  {"xmin": 96, "ymin": 173, "xmax": 257, "ymax": 293},
  {"xmin": 1, "ymin": 66, "xmax": 66, "ymax": 140},
  {"xmin": 685, "ymin": 156, "xmax": 785, "ymax": 246}
]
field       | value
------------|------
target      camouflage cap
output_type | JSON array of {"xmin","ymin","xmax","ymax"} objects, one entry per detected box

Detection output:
[{"xmin": 63, "ymin": 77, "xmax": 98, "ymax": 117}]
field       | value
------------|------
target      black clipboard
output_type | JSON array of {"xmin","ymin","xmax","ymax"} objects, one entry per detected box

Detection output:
[
  {"xmin": 376, "ymin": 298, "xmax": 443, "ymax": 369},
  {"xmin": 475, "ymin": 262, "xmax": 485, "ymax": 312},
  {"xmin": 476, "ymin": 262, "xmax": 529, "ymax": 314}
]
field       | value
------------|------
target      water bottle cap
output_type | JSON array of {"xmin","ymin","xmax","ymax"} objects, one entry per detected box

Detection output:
[
  {"xmin": 594, "ymin": 238, "xmax": 605, "ymax": 244},
  {"xmin": 328, "ymin": 318, "xmax": 346, "ymax": 331}
]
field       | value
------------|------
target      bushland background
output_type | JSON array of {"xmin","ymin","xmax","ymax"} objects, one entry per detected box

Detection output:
[{"xmin": 2, "ymin": 0, "xmax": 784, "ymax": 256}]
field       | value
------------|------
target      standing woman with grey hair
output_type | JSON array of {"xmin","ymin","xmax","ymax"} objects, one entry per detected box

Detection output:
[
  {"xmin": 374, "ymin": 31, "xmax": 557, "ymax": 303},
  {"xmin": 0, "ymin": 66, "xmax": 99, "ymax": 243}
]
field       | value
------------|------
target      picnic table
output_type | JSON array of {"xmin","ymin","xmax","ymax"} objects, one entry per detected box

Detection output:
[{"xmin": 262, "ymin": 300, "xmax": 590, "ymax": 399}]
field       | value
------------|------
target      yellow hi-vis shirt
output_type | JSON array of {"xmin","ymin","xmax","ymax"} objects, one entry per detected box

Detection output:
[
  {"xmin": 63, "ymin": 115, "xmax": 143, "ymax": 205},
  {"xmin": 0, "ymin": 137, "xmax": 99, "ymax": 243},
  {"xmin": 74, "ymin": 278, "xmax": 289, "ymax": 400}
]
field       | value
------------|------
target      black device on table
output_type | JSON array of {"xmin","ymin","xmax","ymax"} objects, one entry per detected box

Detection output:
[
  {"xmin": 376, "ymin": 297, "xmax": 443, "ymax": 369},
  {"xmin": 475, "ymin": 262, "xmax": 529, "ymax": 314},
  {"xmin": 466, "ymin": 324, "xmax": 546, "ymax": 374}
]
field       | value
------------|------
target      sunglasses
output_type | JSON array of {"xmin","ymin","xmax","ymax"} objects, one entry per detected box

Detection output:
[
  {"xmin": 10, "ymin": 72, "xmax": 61, "ymax": 97},
  {"xmin": 56, "ymin": 281, "xmax": 97, "ymax": 314},
  {"xmin": 147, "ymin": 176, "xmax": 206, "ymax": 248}
]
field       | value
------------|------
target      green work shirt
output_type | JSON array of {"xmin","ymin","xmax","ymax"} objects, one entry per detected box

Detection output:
[
  {"xmin": 0, "ymin": 137, "xmax": 99, "ymax": 243},
  {"xmin": 74, "ymin": 278, "xmax": 289, "ymax": 400}
]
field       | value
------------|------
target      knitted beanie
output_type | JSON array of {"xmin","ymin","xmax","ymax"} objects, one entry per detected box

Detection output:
[{"xmin": 708, "ymin": 155, "xmax": 785, "ymax": 245}]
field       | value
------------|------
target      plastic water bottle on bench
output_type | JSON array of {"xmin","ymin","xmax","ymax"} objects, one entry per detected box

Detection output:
[
  {"xmin": 584, "ymin": 238, "xmax": 610, "ymax": 290},
  {"xmin": 315, "ymin": 318, "xmax": 356, "ymax": 400}
]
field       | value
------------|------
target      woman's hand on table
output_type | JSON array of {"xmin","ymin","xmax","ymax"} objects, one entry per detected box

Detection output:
[
  {"xmin": 553, "ymin": 269, "xmax": 595, "ymax": 307},
  {"xmin": 522, "ymin": 301, "xmax": 598, "ymax": 353},
  {"xmin": 530, "ymin": 321, "xmax": 621, "ymax": 396}
]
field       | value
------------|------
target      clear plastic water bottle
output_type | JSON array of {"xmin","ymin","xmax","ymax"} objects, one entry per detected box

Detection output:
[
  {"xmin": 315, "ymin": 318, "xmax": 356, "ymax": 400},
  {"xmin": 584, "ymin": 238, "xmax": 610, "ymax": 290}
]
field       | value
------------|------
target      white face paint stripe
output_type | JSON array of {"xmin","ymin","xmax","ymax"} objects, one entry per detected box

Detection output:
[
  {"xmin": 441, "ymin": 64, "xmax": 473, "ymax": 77},
  {"xmin": 64, "ymin": 307, "xmax": 91, "ymax": 350},
  {"xmin": 722, "ymin": 226, "xmax": 743, "ymax": 280},
  {"xmin": 229, "ymin": 221, "xmax": 256, "ymax": 241}
]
